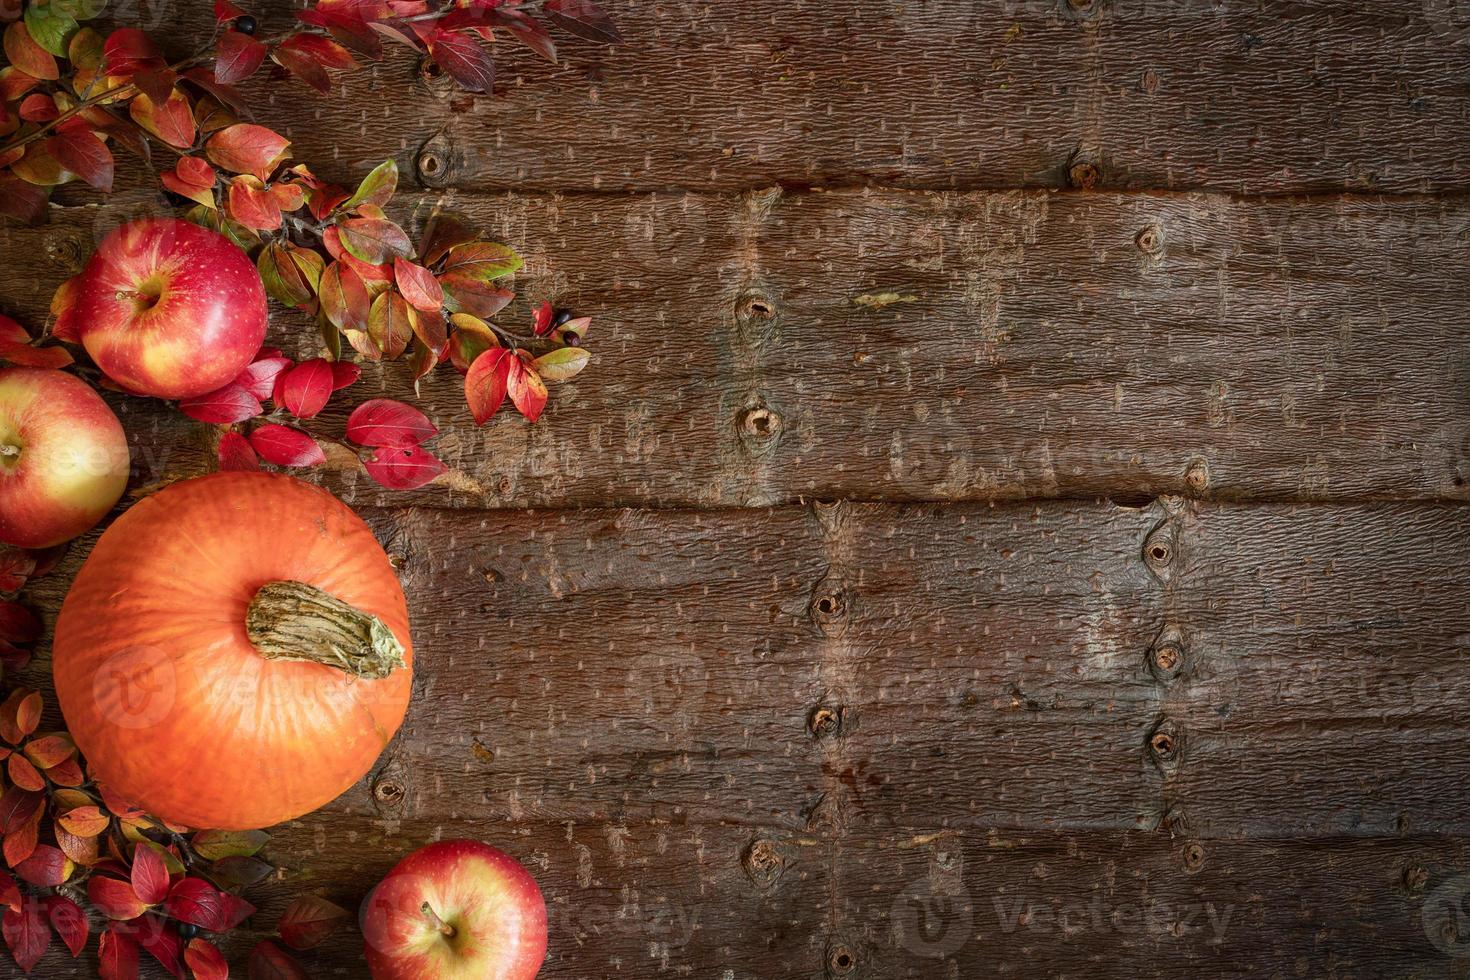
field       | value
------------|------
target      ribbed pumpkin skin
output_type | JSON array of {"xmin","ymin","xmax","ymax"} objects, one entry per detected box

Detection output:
[{"xmin": 53, "ymin": 472, "xmax": 413, "ymax": 830}]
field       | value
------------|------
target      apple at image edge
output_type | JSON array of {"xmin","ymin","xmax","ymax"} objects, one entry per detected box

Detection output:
[
  {"xmin": 0, "ymin": 367, "xmax": 129, "ymax": 549},
  {"xmin": 74, "ymin": 217, "xmax": 268, "ymax": 400},
  {"xmin": 363, "ymin": 840, "xmax": 549, "ymax": 980}
]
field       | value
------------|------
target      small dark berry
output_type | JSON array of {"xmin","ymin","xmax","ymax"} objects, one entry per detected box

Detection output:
[
  {"xmin": 564, "ymin": 334, "xmax": 581, "ymax": 347},
  {"xmin": 552, "ymin": 310, "xmax": 573, "ymax": 328},
  {"xmin": 235, "ymin": 15, "xmax": 257, "ymax": 35},
  {"xmin": 177, "ymin": 923, "xmax": 199, "ymax": 941}
]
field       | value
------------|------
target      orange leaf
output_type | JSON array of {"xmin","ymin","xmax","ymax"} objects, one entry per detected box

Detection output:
[
  {"xmin": 6, "ymin": 755, "xmax": 43, "ymax": 792},
  {"xmin": 394, "ymin": 257, "xmax": 444, "ymax": 312},
  {"xmin": 206, "ymin": 123, "xmax": 290, "ymax": 181},
  {"xmin": 57, "ymin": 805, "xmax": 109, "ymax": 838},
  {"xmin": 23, "ymin": 733, "xmax": 75, "ymax": 770},
  {"xmin": 227, "ymin": 175, "xmax": 282, "ymax": 231},
  {"xmin": 507, "ymin": 355, "xmax": 548, "ymax": 422},
  {"xmin": 4, "ymin": 22, "xmax": 58, "ymax": 81},
  {"xmin": 129, "ymin": 90, "xmax": 196, "ymax": 148},
  {"xmin": 464, "ymin": 347, "xmax": 511, "ymax": 425}
]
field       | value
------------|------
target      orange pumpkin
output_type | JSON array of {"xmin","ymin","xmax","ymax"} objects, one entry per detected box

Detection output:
[{"xmin": 53, "ymin": 472, "xmax": 413, "ymax": 830}]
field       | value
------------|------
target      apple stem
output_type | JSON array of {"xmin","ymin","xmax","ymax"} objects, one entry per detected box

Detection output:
[
  {"xmin": 420, "ymin": 901, "xmax": 456, "ymax": 938},
  {"xmin": 0, "ymin": 445, "xmax": 18, "ymax": 459}
]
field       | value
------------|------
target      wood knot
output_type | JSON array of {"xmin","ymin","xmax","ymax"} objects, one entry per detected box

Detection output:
[
  {"xmin": 1148, "ymin": 719, "xmax": 1182, "ymax": 770},
  {"xmin": 1068, "ymin": 159, "xmax": 1101, "ymax": 190},
  {"xmin": 825, "ymin": 940, "xmax": 859, "ymax": 977},
  {"xmin": 47, "ymin": 232, "xmax": 88, "ymax": 273},
  {"xmin": 741, "ymin": 838, "xmax": 787, "ymax": 892},
  {"xmin": 1142, "ymin": 522, "xmax": 1176, "ymax": 581},
  {"xmin": 808, "ymin": 704, "xmax": 851, "ymax": 740},
  {"xmin": 1135, "ymin": 224, "xmax": 1164, "ymax": 255},
  {"xmin": 372, "ymin": 777, "xmax": 405, "ymax": 806},
  {"xmin": 1140, "ymin": 68, "xmax": 1160, "ymax": 94},
  {"xmin": 734, "ymin": 289, "xmax": 780, "ymax": 342},
  {"xmin": 416, "ymin": 136, "xmax": 454, "ymax": 188},
  {"xmin": 737, "ymin": 404, "xmax": 783, "ymax": 458},
  {"xmin": 1148, "ymin": 628, "xmax": 1187, "ymax": 682},
  {"xmin": 809, "ymin": 583, "xmax": 853, "ymax": 634},
  {"xmin": 1181, "ymin": 841, "xmax": 1206, "ymax": 873},
  {"xmin": 1404, "ymin": 864, "xmax": 1429, "ymax": 893},
  {"xmin": 1184, "ymin": 458, "xmax": 1210, "ymax": 494}
]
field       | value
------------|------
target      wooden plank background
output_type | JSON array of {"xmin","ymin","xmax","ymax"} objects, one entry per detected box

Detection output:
[{"xmin": 5, "ymin": 0, "xmax": 1470, "ymax": 976}]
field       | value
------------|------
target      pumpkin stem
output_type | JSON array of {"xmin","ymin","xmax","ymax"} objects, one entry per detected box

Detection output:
[{"xmin": 246, "ymin": 580, "xmax": 405, "ymax": 680}]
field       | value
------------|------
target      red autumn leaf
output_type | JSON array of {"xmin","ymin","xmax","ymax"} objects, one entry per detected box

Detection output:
[
  {"xmin": 279, "ymin": 33, "xmax": 356, "ymax": 70},
  {"xmin": 2, "ymin": 899, "xmax": 48, "ymax": 973},
  {"xmin": 277, "ymin": 894, "xmax": 350, "ymax": 950},
  {"xmin": 235, "ymin": 356, "xmax": 292, "ymax": 401},
  {"xmin": 43, "ymin": 896, "xmax": 87, "ymax": 957},
  {"xmin": 185, "ymin": 938, "xmax": 228, "ymax": 980},
  {"xmin": 6, "ymin": 755, "xmax": 42, "ymax": 792},
  {"xmin": 318, "ymin": 261, "xmax": 372, "ymax": 334},
  {"xmin": 508, "ymin": 356, "xmax": 549, "ymax": 422},
  {"xmin": 499, "ymin": 9, "xmax": 558, "ymax": 63},
  {"xmin": 465, "ymin": 348, "xmax": 512, "ymax": 425},
  {"xmin": 368, "ymin": 290, "xmax": 413, "ymax": 358},
  {"xmin": 331, "ymin": 362, "xmax": 361, "ymax": 391},
  {"xmin": 394, "ymin": 257, "xmax": 444, "ymax": 312},
  {"xmin": 89, "ymin": 876, "xmax": 149, "ymax": 921},
  {"xmin": 533, "ymin": 299, "xmax": 554, "ymax": 336},
  {"xmin": 179, "ymin": 384, "xmax": 263, "ymax": 425},
  {"xmin": 17, "ymin": 94, "xmax": 57, "ymax": 123},
  {"xmin": 129, "ymin": 90, "xmax": 196, "ymax": 149},
  {"xmin": 0, "ymin": 551, "xmax": 33, "ymax": 593},
  {"xmin": 428, "ymin": 29, "xmax": 494, "ymax": 93},
  {"xmin": 99, "ymin": 922, "xmax": 141, "ymax": 980},
  {"xmin": 0, "ymin": 175, "xmax": 49, "ymax": 226},
  {"xmin": 166, "ymin": 878, "xmax": 225, "ymax": 931},
  {"xmin": 338, "ymin": 217, "xmax": 413, "ymax": 265},
  {"xmin": 323, "ymin": 226, "xmax": 391, "ymax": 284},
  {"xmin": 365, "ymin": 445, "xmax": 447, "ymax": 491},
  {"xmin": 137, "ymin": 912, "xmax": 185, "ymax": 977},
  {"xmin": 4, "ymin": 22, "xmax": 58, "ymax": 80},
  {"xmin": 103, "ymin": 27, "xmax": 162, "ymax": 76},
  {"xmin": 274, "ymin": 358, "xmax": 333, "ymax": 418},
  {"xmin": 215, "ymin": 29, "xmax": 267, "ymax": 84},
  {"xmin": 175, "ymin": 155, "xmax": 216, "ymax": 189},
  {"xmin": 249, "ymin": 939, "xmax": 309, "ymax": 980},
  {"xmin": 130, "ymin": 841, "xmax": 170, "ymax": 905},
  {"xmin": 3, "ymin": 811, "xmax": 38, "ymax": 866},
  {"xmin": 217, "ymin": 891, "xmax": 256, "ymax": 930},
  {"xmin": 545, "ymin": 0, "xmax": 623, "ymax": 43},
  {"xmin": 247, "ymin": 425, "xmax": 325, "ymax": 468},
  {"xmin": 271, "ymin": 42, "xmax": 332, "ymax": 94},
  {"xmin": 206, "ymin": 123, "xmax": 290, "ymax": 181},
  {"xmin": 0, "ymin": 787, "xmax": 41, "ymax": 834},
  {"xmin": 215, "ymin": 0, "xmax": 245, "ymax": 22},
  {"xmin": 159, "ymin": 172, "xmax": 214, "ymax": 210},
  {"xmin": 0, "ymin": 876, "xmax": 16, "ymax": 913},
  {"xmin": 0, "ymin": 603, "xmax": 39, "ymax": 645},
  {"xmin": 43, "ymin": 757, "xmax": 84, "ymax": 788},
  {"xmin": 269, "ymin": 181, "xmax": 305, "ymax": 212},
  {"xmin": 227, "ymin": 175, "xmax": 282, "ymax": 231},
  {"xmin": 14, "ymin": 845, "xmax": 70, "ymax": 887},
  {"xmin": 132, "ymin": 68, "xmax": 179, "ymax": 106},
  {"xmin": 347, "ymin": 399, "xmax": 438, "ymax": 448},
  {"xmin": 218, "ymin": 431, "xmax": 260, "ymax": 472}
]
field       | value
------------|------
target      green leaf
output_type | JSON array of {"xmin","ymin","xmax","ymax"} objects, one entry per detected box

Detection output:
[
  {"xmin": 207, "ymin": 855, "xmax": 274, "ymax": 889},
  {"xmin": 337, "ymin": 217, "xmax": 413, "ymax": 265},
  {"xmin": 319, "ymin": 311, "xmax": 342, "ymax": 362},
  {"xmin": 191, "ymin": 829, "xmax": 270, "ymax": 861},
  {"xmin": 258, "ymin": 243, "xmax": 314, "ymax": 307},
  {"xmin": 342, "ymin": 159, "xmax": 397, "ymax": 211},
  {"xmin": 439, "ymin": 241, "xmax": 522, "ymax": 283},
  {"xmin": 533, "ymin": 346, "xmax": 590, "ymax": 382},
  {"xmin": 24, "ymin": 5, "xmax": 78, "ymax": 57}
]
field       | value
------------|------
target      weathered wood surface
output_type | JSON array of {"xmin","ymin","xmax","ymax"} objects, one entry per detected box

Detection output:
[
  {"xmin": 7, "ymin": 187, "xmax": 1470, "ymax": 508},
  {"xmin": 93, "ymin": 0, "xmax": 1470, "ymax": 195},
  {"xmin": 19, "ymin": 496, "xmax": 1470, "ymax": 974},
  {"xmin": 8, "ymin": 0, "xmax": 1470, "ymax": 976}
]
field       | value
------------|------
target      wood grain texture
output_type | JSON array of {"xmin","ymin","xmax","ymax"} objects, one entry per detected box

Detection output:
[
  {"xmin": 16, "ymin": 496, "xmax": 1470, "ymax": 976},
  {"xmin": 5, "ymin": 187, "xmax": 1468, "ymax": 509},
  {"xmin": 103, "ymin": 0, "xmax": 1470, "ymax": 195}
]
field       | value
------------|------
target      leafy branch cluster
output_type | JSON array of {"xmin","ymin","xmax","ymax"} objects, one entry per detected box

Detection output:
[
  {"xmin": 0, "ymin": 554, "xmax": 354, "ymax": 978},
  {"xmin": 1, "ymin": 0, "xmax": 620, "ymax": 221}
]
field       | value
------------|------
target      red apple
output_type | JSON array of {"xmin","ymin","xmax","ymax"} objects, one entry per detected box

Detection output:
[
  {"xmin": 362, "ymin": 840, "xmax": 548, "ymax": 980},
  {"xmin": 74, "ymin": 217, "xmax": 267, "ymax": 399},
  {"xmin": 0, "ymin": 367, "xmax": 129, "ymax": 548}
]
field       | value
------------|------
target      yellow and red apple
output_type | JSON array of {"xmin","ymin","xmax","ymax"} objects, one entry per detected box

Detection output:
[
  {"xmin": 73, "ymin": 217, "xmax": 267, "ymax": 399},
  {"xmin": 0, "ymin": 367, "xmax": 129, "ymax": 548},
  {"xmin": 362, "ymin": 840, "xmax": 548, "ymax": 980}
]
